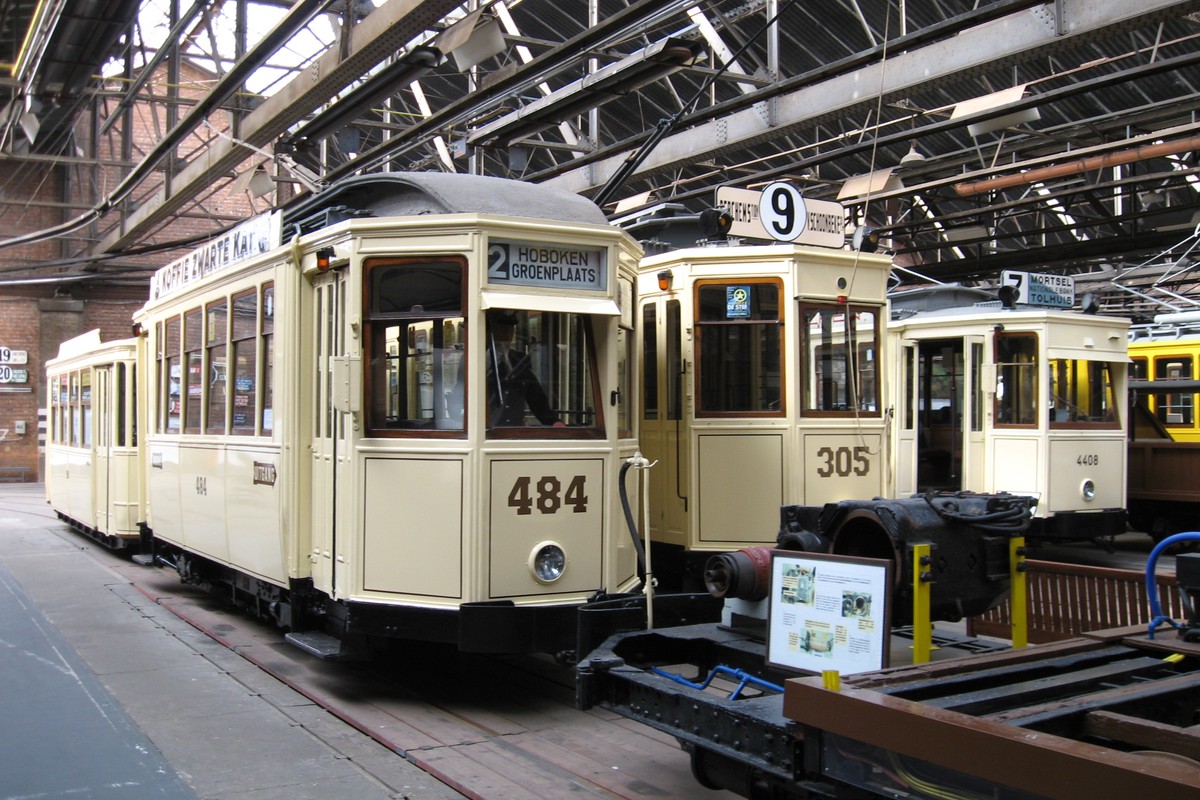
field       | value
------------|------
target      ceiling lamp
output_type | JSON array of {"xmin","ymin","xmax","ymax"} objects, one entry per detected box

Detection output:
[
  {"xmin": 467, "ymin": 36, "xmax": 706, "ymax": 147},
  {"xmin": 898, "ymin": 142, "xmax": 926, "ymax": 167},
  {"xmin": 837, "ymin": 167, "xmax": 903, "ymax": 200},
  {"xmin": 952, "ymin": 84, "xmax": 1041, "ymax": 138}
]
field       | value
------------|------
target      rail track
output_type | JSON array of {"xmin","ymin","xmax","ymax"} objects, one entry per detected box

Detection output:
[{"xmin": 97, "ymin": 556, "xmax": 732, "ymax": 800}]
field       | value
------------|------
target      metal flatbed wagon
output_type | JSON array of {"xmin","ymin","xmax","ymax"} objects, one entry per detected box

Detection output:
[{"xmin": 578, "ymin": 622, "xmax": 1200, "ymax": 799}]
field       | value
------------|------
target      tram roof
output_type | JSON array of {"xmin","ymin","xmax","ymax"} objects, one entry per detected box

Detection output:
[{"xmin": 281, "ymin": 173, "xmax": 610, "ymax": 237}]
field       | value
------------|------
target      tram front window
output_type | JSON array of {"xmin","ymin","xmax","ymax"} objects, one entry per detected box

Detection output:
[
  {"xmin": 995, "ymin": 333, "xmax": 1037, "ymax": 426},
  {"xmin": 1049, "ymin": 358, "xmax": 1119, "ymax": 427},
  {"xmin": 800, "ymin": 304, "xmax": 880, "ymax": 415},
  {"xmin": 485, "ymin": 309, "xmax": 599, "ymax": 434},
  {"xmin": 366, "ymin": 258, "xmax": 465, "ymax": 434}
]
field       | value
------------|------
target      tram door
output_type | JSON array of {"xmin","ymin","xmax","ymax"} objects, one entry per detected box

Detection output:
[
  {"xmin": 93, "ymin": 366, "xmax": 112, "ymax": 533},
  {"xmin": 311, "ymin": 271, "xmax": 350, "ymax": 598},
  {"xmin": 907, "ymin": 335, "xmax": 984, "ymax": 491},
  {"xmin": 639, "ymin": 298, "xmax": 689, "ymax": 548},
  {"xmin": 895, "ymin": 342, "xmax": 919, "ymax": 495}
]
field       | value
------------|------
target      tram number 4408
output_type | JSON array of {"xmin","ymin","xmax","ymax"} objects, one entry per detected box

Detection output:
[
  {"xmin": 508, "ymin": 475, "xmax": 588, "ymax": 515},
  {"xmin": 814, "ymin": 446, "xmax": 871, "ymax": 478}
]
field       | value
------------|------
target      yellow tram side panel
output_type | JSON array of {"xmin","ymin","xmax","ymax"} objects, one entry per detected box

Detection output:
[
  {"xmin": 637, "ymin": 244, "xmax": 892, "ymax": 553},
  {"xmin": 1128, "ymin": 335, "xmax": 1200, "ymax": 442},
  {"xmin": 888, "ymin": 306, "xmax": 1129, "ymax": 519},
  {"xmin": 134, "ymin": 248, "xmax": 303, "ymax": 590},
  {"xmin": 322, "ymin": 217, "xmax": 642, "ymax": 611},
  {"xmin": 45, "ymin": 331, "xmax": 144, "ymax": 541}
]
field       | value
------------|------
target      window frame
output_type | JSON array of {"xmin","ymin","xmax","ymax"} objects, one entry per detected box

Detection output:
[
  {"xmin": 362, "ymin": 256, "xmax": 468, "ymax": 439},
  {"xmin": 694, "ymin": 278, "xmax": 786, "ymax": 418},
  {"xmin": 798, "ymin": 301, "xmax": 882, "ymax": 418}
]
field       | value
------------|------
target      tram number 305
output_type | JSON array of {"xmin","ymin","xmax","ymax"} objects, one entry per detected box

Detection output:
[
  {"xmin": 508, "ymin": 475, "xmax": 588, "ymax": 515},
  {"xmin": 814, "ymin": 446, "xmax": 871, "ymax": 478}
]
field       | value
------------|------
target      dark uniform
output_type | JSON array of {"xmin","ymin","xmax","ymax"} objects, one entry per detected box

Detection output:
[{"xmin": 486, "ymin": 347, "xmax": 558, "ymax": 426}]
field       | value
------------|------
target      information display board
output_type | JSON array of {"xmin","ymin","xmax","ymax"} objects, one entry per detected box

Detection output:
[{"xmin": 767, "ymin": 551, "xmax": 891, "ymax": 675}]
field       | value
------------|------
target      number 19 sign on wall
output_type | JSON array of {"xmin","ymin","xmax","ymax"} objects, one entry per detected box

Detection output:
[
  {"xmin": 0, "ymin": 348, "xmax": 29, "ymax": 384},
  {"xmin": 716, "ymin": 183, "xmax": 846, "ymax": 248}
]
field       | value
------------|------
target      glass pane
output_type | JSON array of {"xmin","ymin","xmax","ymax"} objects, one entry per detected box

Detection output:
[
  {"xmin": 1049, "ymin": 358, "xmax": 1119, "ymax": 427},
  {"xmin": 486, "ymin": 309, "xmax": 596, "ymax": 431},
  {"xmin": 365, "ymin": 261, "xmax": 463, "ymax": 434},
  {"xmin": 262, "ymin": 284, "xmax": 274, "ymax": 433},
  {"xmin": 801, "ymin": 305, "xmax": 879, "ymax": 413},
  {"xmin": 617, "ymin": 322, "xmax": 633, "ymax": 437},
  {"xmin": 207, "ymin": 301, "xmax": 228, "ymax": 434},
  {"xmin": 184, "ymin": 308, "xmax": 203, "ymax": 433},
  {"xmin": 231, "ymin": 290, "xmax": 258, "ymax": 435},
  {"xmin": 995, "ymin": 334, "xmax": 1038, "ymax": 425},
  {"xmin": 1154, "ymin": 356, "xmax": 1194, "ymax": 426},
  {"xmin": 667, "ymin": 300, "xmax": 683, "ymax": 420},
  {"xmin": 81, "ymin": 371, "xmax": 91, "ymax": 447},
  {"xmin": 372, "ymin": 319, "xmax": 466, "ymax": 429},
  {"xmin": 165, "ymin": 317, "xmax": 181, "ymax": 433},
  {"xmin": 697, "ymin": 284, "xmax": 781, "ymax": 414},
  {"xmin": 642, "ymin": 304, "xmax": 657, "ymax": 421}
]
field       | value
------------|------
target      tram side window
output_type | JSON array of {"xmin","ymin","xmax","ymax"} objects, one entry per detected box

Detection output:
[
  {"xmin": 667, "ymin": 299, "xmax": 683, "ymax": 420},
  {"xmin": 161, "ymin": 317, "xmax": 182, "ymax": 432},
  {"xmin": 642, "ymin": 304, "xmax": 658, "ymax": 420},
  {"xmin": 230, "ymin": 290, "xmax": 258, "ymax": 435},
  {"xmin": 696, "ymin": 281, "xmax": 782, "ymax": 415},
  {"xmin": 1154, "ymin": 356, "xmax": 1194, "ymax": 427},
  {"xmin": 81, "ymin": 370, "xmax": 92, "ymax": 447},
  {"xmin": 69, "ymin": 372, "xmax": 80, "ymax": 446},
  {"xmin": 617, "ymin": 276, "xmax": 636, "ymax": 438},
  {"xmin": 262, "ymin": 283, "xmax": 274, "ymax": 433},
  {"xmin": 207, "ymin": 300, "xmax": 228, "ymax": 434},
  {"xmin": 800, "ymin": 304, "xmax": 880, "ymax": 415},
  {"xmin": 365, "ymin": 259, "xmax": 465, "ymax": 434},
  {"xmin": 1049, "ymin": 358, "xmax": 1119, "ymax": 427},
  {"xmin": 184, "ymin": 308, "xmax": 203, "ymax": 433},
  {"xmin": 54, "ymin": 374, "xmax": 67, "ymax": 444},
  {"xmin": 995, "ymin": 333, "xmax": 1037, "ymax": 426}
]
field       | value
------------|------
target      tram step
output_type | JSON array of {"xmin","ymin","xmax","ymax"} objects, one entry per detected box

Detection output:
[
  {"xmin": 131, "ymin": 554, "xmax": 156, "ymax": 566},
  {"xmin": 284, "ymin": 630, "xmax": 357, "ymax": 660}
]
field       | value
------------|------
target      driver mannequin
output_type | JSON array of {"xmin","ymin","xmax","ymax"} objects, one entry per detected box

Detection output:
[{"xmin": 486, "ymin": 310, "xmax": 565, "ymax": 427}]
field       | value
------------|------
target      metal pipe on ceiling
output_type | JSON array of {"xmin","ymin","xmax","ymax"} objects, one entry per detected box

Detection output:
[{"xmin": 953, "ymin": 135, "xmax": 1200, "ymax": 197}]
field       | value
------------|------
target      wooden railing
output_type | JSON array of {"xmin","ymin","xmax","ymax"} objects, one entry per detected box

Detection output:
[{"xmin": 969, "ymin": 560, "xmax": 1184, "ymax": 643}]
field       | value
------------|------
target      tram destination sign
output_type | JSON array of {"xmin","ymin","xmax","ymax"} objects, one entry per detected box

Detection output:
[
  {"xmin": 715, "ymin": 184, "xmax": 845, "ymax": 247},
  {"xmin": 487, "ymin": 239, "xmax": 606, "ymax": 291},
  {"xmin": 1000, "ymin": 270, "xmax": 1075, "ymax": 309},
  {"xmin": 151, "ymin": 211, "xmax": 281, "ymax": 301}
]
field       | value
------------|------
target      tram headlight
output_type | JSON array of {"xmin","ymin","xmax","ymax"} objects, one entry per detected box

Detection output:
[
  {"xmin": 530, "ymin": 542, "xmax": 566, "ymax": 583},
  {"xmin": 1081, "ymin": 479, "xmax": 1097, "ymax": 501}
]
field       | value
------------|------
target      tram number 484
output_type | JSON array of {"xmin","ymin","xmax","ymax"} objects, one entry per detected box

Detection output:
[
  {"xmin": 508, "ymin": 475, "xmax": 588, "ymax": 515},
  {"xmin": 814, "ymin": 446, "xmax": 871, "ymax": 478}
]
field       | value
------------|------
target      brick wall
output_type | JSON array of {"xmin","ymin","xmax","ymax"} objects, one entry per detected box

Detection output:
[
  {"xmin": 1, "ymin": 284, "xmax": 147, "ymax": 481},
  {"xmin": 0, "ymin": 58, "xmax": 259, "ymax": 483}
]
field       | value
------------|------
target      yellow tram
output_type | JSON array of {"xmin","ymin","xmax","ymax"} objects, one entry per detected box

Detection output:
[
  {"xmin": 1128, "ymin": 312, "xmax": 1200, "ymax": 441},
  {"xmin": 53, "ymin": 173, "xmax": 645, "ymax": 657},
  {"xmin": 46, "ymin": 331, "xmax": 144, "ymax": 548}
]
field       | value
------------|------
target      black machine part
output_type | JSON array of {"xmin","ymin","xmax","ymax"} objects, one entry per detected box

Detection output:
[{"xmin": 707, "ymin": 492, "xmax": 1037, "ymax": 624}]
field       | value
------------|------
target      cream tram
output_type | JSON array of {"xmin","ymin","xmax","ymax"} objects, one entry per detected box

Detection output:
[
  {"xmin": 127, "ymin": 173, "xmax": 643, "ymax": 656},
  {"xmin": 888, "ymin": 285, "xmax": 1130, "ymax": 541},
  {"xmin": 636, "ymin": 243, "xmax": 892, "ymax": 583},
  {"xmin": 45, "ymin": 330, "xmax": 143, "ymax": 548}
]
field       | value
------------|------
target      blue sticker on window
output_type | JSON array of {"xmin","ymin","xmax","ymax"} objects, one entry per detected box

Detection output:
[{"xmin": 727, "ymin": 285, "xmax": 751, "ymax": 318}]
